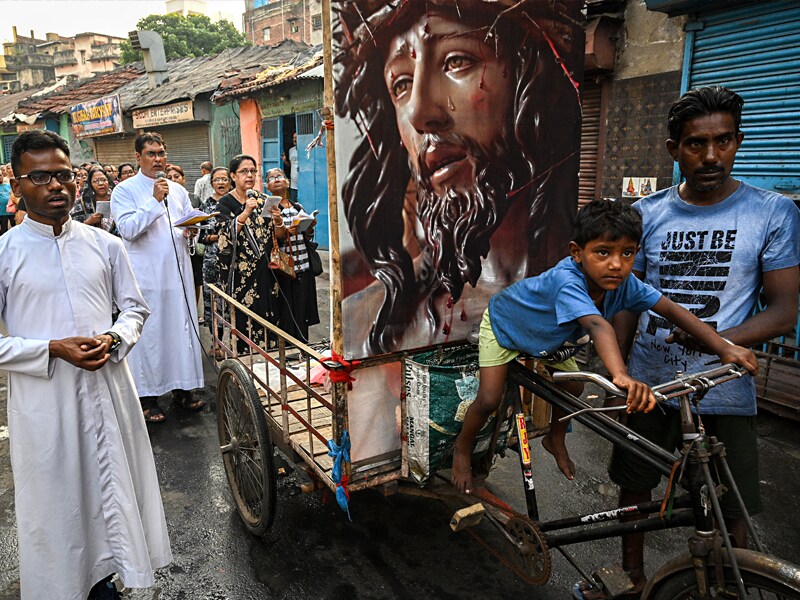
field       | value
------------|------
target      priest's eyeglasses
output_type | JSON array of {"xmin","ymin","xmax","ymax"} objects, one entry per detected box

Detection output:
[{"xmin": 17, "ymin": 170, "xmax": 77, "ymax": 185}]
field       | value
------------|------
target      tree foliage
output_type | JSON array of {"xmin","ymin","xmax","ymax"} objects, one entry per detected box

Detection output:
[{"xmin": 120, "ymin": 13, "xmax": 249, "ymax": 64}]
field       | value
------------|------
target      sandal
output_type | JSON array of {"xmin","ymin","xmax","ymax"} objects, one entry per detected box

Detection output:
[
  {"xmin": 140, "ymin": 397, "xmax": 166, "ymax": 423},
  {"xmin": 172, "ymin": 390, "xmax": 204, "ymax": 412}
]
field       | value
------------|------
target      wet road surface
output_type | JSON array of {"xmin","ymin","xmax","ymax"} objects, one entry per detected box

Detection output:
[{"xmin": 1, "ymin": 259, "xmax": 799, "ymax": 599}]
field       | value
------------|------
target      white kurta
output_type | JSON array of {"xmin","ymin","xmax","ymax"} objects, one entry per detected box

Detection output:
[
  {"xmin": 0, "ymin": 218, "xmax": 172, "ymax": 600},
  {"xmin": 111, "ymin": 172, "xmax": 204, "ymax": 396}
]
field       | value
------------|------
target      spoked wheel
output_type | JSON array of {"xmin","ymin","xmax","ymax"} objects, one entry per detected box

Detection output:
[
  {"xmin": 504, "ymin": 516, "xmax": 552, "ymax": 585},
  {"xmin": 216, "ymin": 359, "xmax": 277, "ymax": 536},
  {"xmin": 645, "ymin": 549, "xmax": 800, "ymax": 600}
]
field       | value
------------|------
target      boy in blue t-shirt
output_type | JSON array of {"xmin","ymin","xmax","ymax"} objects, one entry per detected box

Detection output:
[{"xmin": 451, "ymin": 200, "xmax": 758, "ymax": 494}]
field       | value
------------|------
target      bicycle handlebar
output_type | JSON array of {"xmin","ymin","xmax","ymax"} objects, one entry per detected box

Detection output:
[{"xmin": 552, "ymin": 364, "xmax": 748, "ymax": 403}]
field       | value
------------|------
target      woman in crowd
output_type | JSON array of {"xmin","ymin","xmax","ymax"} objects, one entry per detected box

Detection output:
[
  {"xmin": 75, "ymin": 165, "xmax": 89, "ymax": 202},
  {"xmin": 166, "ymin": 164, "xmax": 204, "ymax": 312},
  {"xmin": 266, "ymin": 167, "xmax": 319, "ymax": 344},
  {"xmin": 103, "ymin": 164, "xmax": 118, "ymax": 186},
  {"xmin": 118, "ymin": 162, "xmax": 136, "ymax": 182},
  {"xmin": 199, "ymin": 167, "xmax": 230, "ymax": 358},
  {"xmin": 216, "ymin": 155, "xmax": 284, "ymax": 351},
  {"xmin": 0, "ymin": 164, "xmax": 13, "ymax": 234},
  {"xmin": 73, "ymin": 166, "xmax": 112, "ymax": 229}
]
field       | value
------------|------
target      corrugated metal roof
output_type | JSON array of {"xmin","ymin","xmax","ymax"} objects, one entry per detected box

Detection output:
[
  {"xmin": 212, "ymin": 45, "xmax": 323, "ymax": 102},
  {"xmin": 0, "ymin": 87, "xmax": 47, "ymax": 120},
  {"xmin": 5, "ymin": 40, "xmax": 317, "ymax": 121},
  {"xmin": 118, "ymin": 40, "xmax": 317, "ymax": 110},
  {"xmin": 12, "ymin": 67, "xmax": 144, "ymax": 117},
  {"xmin": 297, "ymin": 63, "xmax": 324, "ymax": 79}
]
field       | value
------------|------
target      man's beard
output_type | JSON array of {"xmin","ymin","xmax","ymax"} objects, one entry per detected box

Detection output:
[
  {"xmin": 687, "ymin": 166, "xmax": 727, "ymax": 193},
  {"xmin": 414, "ymin": 132, "xmax": 519, "ymax": 302}
]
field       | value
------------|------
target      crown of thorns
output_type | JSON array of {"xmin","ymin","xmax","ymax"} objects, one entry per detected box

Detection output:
[{"xmin": 333, "ymin": 0, "xmax": 584, "ymax": 65}]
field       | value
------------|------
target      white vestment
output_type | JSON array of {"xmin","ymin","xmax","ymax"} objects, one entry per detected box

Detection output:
[
  {"xmin": 0, "ymin": 218, "xmax": 172, "ymax": 600},
  {"xmin": 111, "ymin": 172, "xmax": 204, "ymax": 396}
]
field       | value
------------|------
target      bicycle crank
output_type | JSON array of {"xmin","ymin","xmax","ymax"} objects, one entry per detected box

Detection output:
[{"xmin": 504, "ymin": 516, "xmax": 552, "ymax": 585}]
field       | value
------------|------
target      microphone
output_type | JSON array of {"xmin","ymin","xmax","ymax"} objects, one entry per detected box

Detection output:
[{"xmin": 156, "ymin": 171, "xmax": 168, "ymax": 207}]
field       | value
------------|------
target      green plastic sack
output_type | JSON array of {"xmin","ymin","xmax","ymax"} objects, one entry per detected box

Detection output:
[{"xmin": 404, "ymin": 348, "xmax": 510, "ymax": 485}]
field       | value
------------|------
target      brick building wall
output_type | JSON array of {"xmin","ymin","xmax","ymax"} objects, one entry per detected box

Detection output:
[{"xmin": 244, "ymin": 0, "xmax": 323, "ymax": 46}]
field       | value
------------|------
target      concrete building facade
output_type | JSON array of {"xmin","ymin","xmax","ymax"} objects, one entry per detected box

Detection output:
[{"xmin": 1, "ymin": 27, "xmax": 124, "ymax": 91}]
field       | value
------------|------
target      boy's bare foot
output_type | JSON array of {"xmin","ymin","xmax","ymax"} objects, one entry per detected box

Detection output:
[
  {"xmin": 451, "ymin": 442, "xmax": 474, "ymax": 493},
  {"xmin": 542, "ymin": 434, "xmax": 576, "ymax": 480}
]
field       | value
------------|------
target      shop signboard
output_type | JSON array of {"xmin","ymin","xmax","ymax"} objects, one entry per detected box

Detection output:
[
  {"xmin": 69, "ymin": 95, "xmax": 123, "ymax": 139},
  {"xmin": 132, "ymin": 100, "xmax": 194, "ymax": 128}
]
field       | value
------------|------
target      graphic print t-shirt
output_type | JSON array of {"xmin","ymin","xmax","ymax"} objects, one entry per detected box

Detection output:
[{"xmin": 628, "ymin": 183, "xmax": 800, "ymax": 415}]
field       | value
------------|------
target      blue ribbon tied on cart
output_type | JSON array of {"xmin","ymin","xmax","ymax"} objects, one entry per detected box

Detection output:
[{"xmin": 327, "ymin": 430, "xmax": 352, "ymax": 521}]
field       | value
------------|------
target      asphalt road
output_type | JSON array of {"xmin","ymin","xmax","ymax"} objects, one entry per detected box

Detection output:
[{"xmin": 1, "ymin": 255, "xmax": 799, "ymax": 599}]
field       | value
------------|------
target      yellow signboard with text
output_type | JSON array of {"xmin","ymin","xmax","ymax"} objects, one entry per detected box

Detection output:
[{"xmin": 132, "ymin": 100, "xmax": 194, "ymax": 129}]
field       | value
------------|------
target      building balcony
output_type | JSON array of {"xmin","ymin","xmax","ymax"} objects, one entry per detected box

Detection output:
[
  {"xmin": 5, "ymin": 54, "xmax": 54, "ymax": 69},
  {"xmin": 90, "ymin": 43, "xmax": 121, "ymax": 59},
  {"xmin": 53, "ymin": 51, "xmax": 78, "ymax": 66}
]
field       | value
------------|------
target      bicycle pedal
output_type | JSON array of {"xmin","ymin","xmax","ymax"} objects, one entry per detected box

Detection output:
[
  {"xmin": 592, "ymin": 564, "xmax": 635, "ymax": 598},
  {"xmin": 450, "ymin": 503, "xmax": 485, "ymax": 532}
]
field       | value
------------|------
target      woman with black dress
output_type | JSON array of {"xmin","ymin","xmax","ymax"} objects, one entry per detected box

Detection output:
[
  {"xmin": 216, "ymin": 155, "xmax": 284, "ymax": 350},
  {"xmin": 198, "ymin": 167, "xmax": 230, "ymax": 358}
]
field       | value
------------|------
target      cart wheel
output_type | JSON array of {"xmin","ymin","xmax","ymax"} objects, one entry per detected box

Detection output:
[
  {"xmin": 216, "ymin": 359, "xmax": 277, "ymax": 536},
  {"xmin": 505, "ymin": 516, "xmax": 552, "ymax": 585}
]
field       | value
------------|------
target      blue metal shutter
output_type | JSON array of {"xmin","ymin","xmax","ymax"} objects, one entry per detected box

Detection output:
[{"xmin": 685, "ymin": 1, "xmax": 800, "ymax": 198}]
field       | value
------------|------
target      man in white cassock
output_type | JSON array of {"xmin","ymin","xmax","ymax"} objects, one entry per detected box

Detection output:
[
  {"xmin": 0, "ymin": 131, "xmax": 171, "ymax": 599},
  {"xmin": 111, "ymin": 132, "xmax": 204, "ymax": 422}
]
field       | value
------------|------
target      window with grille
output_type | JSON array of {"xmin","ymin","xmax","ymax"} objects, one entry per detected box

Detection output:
[
  {"xmin": 312, "ymin": 14, "xmax": 322, "ymax": 30},
  {"xmin": 262, "ymin": 27, "xmax": 271, "ymax": 42},
  {"xmin": 262, "ymin": 119, "xmax": 278, "ymax": 138},
  {"xmin": 297, "ymin": 112, "xmax": 315, "ymax": 135}
]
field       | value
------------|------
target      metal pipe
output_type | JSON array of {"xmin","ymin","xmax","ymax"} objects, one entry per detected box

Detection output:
[
  {"xmin": 539, "ymin": 494, "xmax": 693, "ymax": 533},
  {"xmin": 701, "ymin": 461, "xmax": 748, "ymax": 598},
  {"xmin": 713, "ymin": 443, "xmax": 765, "ymax": 554},
  {"xmin": 545, "ymin": 509, "xmax": 694, "ymax": 548},
  {"xmin": 507, "ymin": 367, "xmax": 677, "ymax": 479}
]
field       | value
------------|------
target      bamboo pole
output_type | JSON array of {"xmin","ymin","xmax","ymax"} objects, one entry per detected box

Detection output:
[{"xmin": 321, "ymin": 0, "xmax": 349, "ymax": 447}]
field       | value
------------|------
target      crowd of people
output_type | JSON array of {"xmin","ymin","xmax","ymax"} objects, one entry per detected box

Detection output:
[
  {"xmin": 1, "ymin": 158, "xmax": 139, "ymax": 234},
  {"xmin": 1, "ymin": 141, "xmax": 321, "ymax": 375}
]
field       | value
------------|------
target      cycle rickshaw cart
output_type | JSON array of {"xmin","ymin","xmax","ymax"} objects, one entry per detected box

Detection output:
[
  {"xmin": 208, "ymin": 282, "xmax": 800, "ymax": 599},
  {"xmin": 207, "ymin": 0, "xmax": 800, "ymax": 594}
]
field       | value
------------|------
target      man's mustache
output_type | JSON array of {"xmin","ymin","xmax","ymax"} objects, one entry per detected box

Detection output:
[
  {"xmin": 695, "ymin": 165, "xmax": 724, "ymax": 175},
  {"xmin": 416, "ymin": 133, "xmax": 482, "ymax": 182}
]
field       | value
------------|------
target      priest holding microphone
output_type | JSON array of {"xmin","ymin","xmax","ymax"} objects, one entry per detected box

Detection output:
[{"xmin": 111, "ymin": 131, "xmax": 204, "ymax": 423}]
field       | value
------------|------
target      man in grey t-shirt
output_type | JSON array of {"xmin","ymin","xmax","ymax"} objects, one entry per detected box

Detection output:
[
  {"xmin": 593, "ymin": 87, "xmax": 800, "ymax": 599},
  {"xmin": 193, "ymin": 161, "xmax": 213, "ymax": 203}
]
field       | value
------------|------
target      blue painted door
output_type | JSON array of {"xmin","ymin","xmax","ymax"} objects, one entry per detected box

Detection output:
[
  {"xmin": 295, "ymin": 111, "xmax": 330, "ymax": 249},
  {"xmin": 261, "ymin": 117, "xmax": 282, "ymax": 185}
]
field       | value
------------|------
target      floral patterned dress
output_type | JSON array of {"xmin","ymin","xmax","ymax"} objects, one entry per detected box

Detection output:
[{"xmin": 216, "ymin": 192, "xmax": 278, "ymax": 349}]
